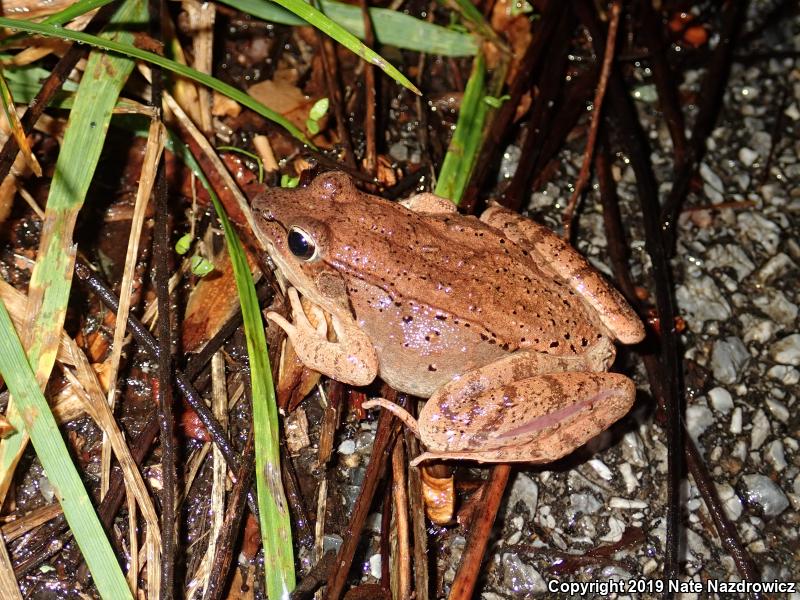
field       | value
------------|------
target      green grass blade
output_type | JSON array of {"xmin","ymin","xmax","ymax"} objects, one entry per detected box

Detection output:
[
  {"xmin": 166, "ymin": 133, "xmax": 295, "ymax": 599},
  {"xmin": 0, "ymin": 0, "xmax": 116, "ymax": 48},
  {"xmin": 0, "ymin": 301, "xmax": 132, "ymax": 599},
  {"xmin": 262, "ymin": 0, "xmax": 420, "ymax": 95},
  {"xmin": 0, "ymin": 16, "xmax": 312, "ymax": 144},
  {"xmin": 435, "ymin": 52, "xmax": 488, "ymax": 204},
  {"xmin": 218, "ymin": 0, "xmax": 477, "ymax": 56}
]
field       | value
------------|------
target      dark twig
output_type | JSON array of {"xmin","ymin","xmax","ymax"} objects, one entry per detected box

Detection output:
[
  {"xmin": 153, "ymin": 129, "xmax": 177, "ymax": 600},
  {"xmin": 149, "ymin": 4, "xmax": 177, "ymax": 592},
  {"xmin": 74, "ymin": 261, "xmax": 259, "ymax": 517},
  {"xmin": 448, "ymin": 465, "xmax": 511, "ymax": 600},
  {"xmin": 562, "ymin": 0, "xmax": 620, "ymax": 241},
  {"xmin": 596, "ymin": 138, "xmax": 639, "ymax": 303},
  {"xmin": 638, "ymin": 1, "xmax": 687, "ymax": 167},
  {"xmin": 573, "ymin": 0, "xmax": 683, "ymax": 584},
  {"xmin": 358, "ymin": 0, "xmax": 377, "ymax": 174},
  {"xmin": 315, "ymin": 31, "xmax": 356, "ymax": 169},
  {"xmin": 405, "ymin": 429, "xmax": 429, "ymax": 600},
  {"xmin": 326, "ymin": 397, "xmax": 401, "ymax": 600},
  {"xmin": 203, "ymin": 425, "xmax": 255, "ymax": 600},
  {"xmin": 659, "ymin": 0, "xmax": 749, "ymax": 253},
  {"xmin": 591, "ymin": 19, "xmax": 760, "ymax": 592},
  {"xmin": 501, "ymin": 6, "xmax": 574, "ymax": 211}
]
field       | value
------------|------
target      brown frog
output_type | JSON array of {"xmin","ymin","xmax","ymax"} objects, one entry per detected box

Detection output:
[{"xmin": 252, "ymin": 172, "xmax": 645, "ymax": 465}]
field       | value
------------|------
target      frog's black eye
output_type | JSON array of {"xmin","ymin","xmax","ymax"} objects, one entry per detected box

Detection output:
[{"xmin": 287, "ymin": 227, "xmax": 317, "ymax": 260}]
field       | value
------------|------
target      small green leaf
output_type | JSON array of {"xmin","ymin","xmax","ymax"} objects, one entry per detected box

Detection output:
[
  {"xmin": 308, "ymin": 97, "xmax": 329, "ymax": 121},
  {"xmin": 509, "ymin": 0, "xmax": 533, "ymax": 17},
  {"xmin": 484, "ymin": 94, "xmax": 510, "ymax": 108},
  {"xmin": 175, "ymin": 233, "xmax": 193, "ymax": 255},
  {"xmin": 281, "ymin": 174, "xmax": 301, "ymax": 188},
  {"xmin": 190, "ymin": 255, "xmax": 215, "ymax": 276},
  {"xmin": 306, "ymin": 119, "xmax": 320, "ymax": 135}
]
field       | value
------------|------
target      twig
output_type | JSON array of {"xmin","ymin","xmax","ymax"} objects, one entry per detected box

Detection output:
[
  {"xmin": 562, "ymin": 0, "xmax": 620, "ymax": 241},
  {"xmin": 314, "ymin": 30, "xmax": 356, "ymax": 169},
  {"xmin": 391, "ymin": 439, "xmax": 411, "ymax": 600},
  {"xmin": 461, "ymin": 1, "xmax": 565, "ymax": 214},
  {"xmin": 73, "ymin": 261, "xmax": 260, "ymax": 517},
  {"xmin": 638, "ymin": 1, "xmax": 687, "ymax": 167},
  {"xmin": 572, "ymin": 0, "xmax": 684, "ymax": 585},
  {"xmin": 501, "ymin": 7, "xmax": 574, "ymax": 211},
  {"xmin": 659, "ymin": 0, "xmax": 749, "ymax": 253},
  {"xmin": 326, "ymin": 396, "xmax": 401, "ymax": 600},
  {"xmin": 405, "ymin": 429, "xmax": 429, "ymax": 600},
  {"xmin": 202, "ymin": 425, "xmax": 255, "ymax": 600},
  {"xmin": 447, "ymin": 465, "xmax": 511, "ymax": 600},
  {"xmin": 358, "ymin": 0, "xmax": 377, "ymax": 174}
]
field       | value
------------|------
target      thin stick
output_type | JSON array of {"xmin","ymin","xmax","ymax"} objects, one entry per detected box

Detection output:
[
  {"xmin": 391, "ymin": 439, "xmax": 411, "ymax": 600},
  {"xmin": 447, "ymin": 465, "xmax": 511, "ymax": 600},
  {"xmin": 326, "ymin": 400, "xmax": 400, "ymax": 600},
  {"xmin": 562, "ymin": 0, "xmax": 620, "ymax": 241},
  {"xmin": 357, "ymin": 0, "xmax": 377, "ymax": 174}
]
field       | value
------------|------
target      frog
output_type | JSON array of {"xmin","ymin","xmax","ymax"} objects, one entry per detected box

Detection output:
[{"xmin": 252, "ymin": 171, "xmax": 645, "ymax": 465}]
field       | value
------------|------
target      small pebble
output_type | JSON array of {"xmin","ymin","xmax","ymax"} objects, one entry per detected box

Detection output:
[
  {"xmin": 708, "ymin": 387, "xmax": 734, "ymax": 413},
  {"xmin": 588, "ymin": 459, "xmax": 613, "ymax": 480},
  {"xmin": 741, "ymin": 474, "xmax": 789, "ymax": 517},
  {"xmin": 368, "ymin": 554, "xmax": 382, "ymax": 578},
  {"xmin": 608, "ymin": 497, "xmax": 648, "ymax": 509},
  {"xmin": 766, "ymin": 365, "xmax": 800, "ymax": 385},
  {"xmin": 769, "ymin": 334, "xmax": 800, "ymax": 365},
  {"xmin": 750, "ymin": 409, "xmax": 770, "ymax": 451},
  {"xmin": 686, "ymin": 405, "xmax": 715, "ymax": 449},
  {"xmin": 738, "ymin": 147, "xmax": 759, "ymax": 166},
  {"xmin": 753, "ymin": 290, "xmax": 798, "ymax": 325},
  {"xmin": 765, "ymin": 398, "xmax": 789, "ymax": 423},
  {"xmin": 715, "ymin": 483, "xmax": 743, "ymax": 521},
  {"xmin": 766, "ymin": 440, "xmax": 787, "ymax": 472},
  {"xmin": 730, "ymin": 407, "xmax": 743, "ymax": 434},
  {"xmin": 710, "ymin": 337, "xmax": 750, "ymax": 384},
  {"xmin": 337, "ymin": 439, "xmax": 356, "ymax": 455}
]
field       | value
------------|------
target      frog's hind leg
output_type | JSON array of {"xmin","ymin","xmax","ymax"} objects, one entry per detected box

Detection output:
[
  {"xmin": 479, "ymin": 203, "xmax": 645, "ymax": 344},
  {"xmin": 362, "ymin": 398, "xmax": 421, "ymax": 438}
]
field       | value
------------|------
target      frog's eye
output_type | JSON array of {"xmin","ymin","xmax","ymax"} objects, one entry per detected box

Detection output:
[{"xmin": 287, "ymin": 227, "xmax": 317, "ymax": 261}]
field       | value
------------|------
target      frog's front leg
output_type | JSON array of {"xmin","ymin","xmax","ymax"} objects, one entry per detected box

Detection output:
[
  {"xmin": 364, "ymin": 345, "xmax": 635, "ymax": 465},
  {"xmin": 267, "ymin": 287, "xmax": 378, "ymax": 387}
]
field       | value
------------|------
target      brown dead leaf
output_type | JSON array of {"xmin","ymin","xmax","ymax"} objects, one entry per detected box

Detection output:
[
  {"xmin": 491, "ymin": 0, "xmax": 533, "ymax": 82},
  {"xmin": 248, "ymin": 78, "xmax": 326, "ymax": 135},
  {"xmin": 182, "ymin": 242, "xmax": 260, "ymax": 353}
]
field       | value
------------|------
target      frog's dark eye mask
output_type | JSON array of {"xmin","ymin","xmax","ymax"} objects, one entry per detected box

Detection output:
[{"xmin": 287, "ymin": 226, "xmax": 318, "ymax": 261}]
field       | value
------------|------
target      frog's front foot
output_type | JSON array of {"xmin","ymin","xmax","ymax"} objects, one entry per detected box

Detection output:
[{"xmin": 267, "ymin": 287, "xmax": 378, "ymax": 387}]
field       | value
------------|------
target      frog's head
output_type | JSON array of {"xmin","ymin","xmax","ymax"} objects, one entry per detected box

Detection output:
[{"xmin": 252, "ymin": 172, "xmax": 361, "ymax": 312}]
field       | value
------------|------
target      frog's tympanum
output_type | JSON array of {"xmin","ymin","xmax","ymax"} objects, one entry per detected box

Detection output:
[{"xmin": 253, "ymin": 172, "xmax": 645, "ymax": 465}]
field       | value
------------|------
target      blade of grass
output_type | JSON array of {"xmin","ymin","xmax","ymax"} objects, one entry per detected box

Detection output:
[
  {"xmin": 166, "ymin": 130, "xmax": 295, "ymax": 599},
  {"xmin": 0, "ymin": 300, "xmax": 132, "ymax": 599},
  {"xmin": 217, "ymin": 0, "xmax": 478, "ymax": 57},
  {"xmin": 0, "ymin": 68, "xmax": 42, "ymax": 176},
  {"xmin": 0, "ymin": 0, "xmax": 144, "ymax": 523},
  {"xmin": 0, "ymin": 16, "xmax": 312, "ymax": 144},
  {"xmin": 0, "ymin": 0, "xmax": 116, "ymax": 49},
  {"xmin": 434, "ymin": 52, "xmax": 488, "ymax": 204},
  {"xmin": 261, "ymin": 0, "xmax": 420, "ymax": 95}
]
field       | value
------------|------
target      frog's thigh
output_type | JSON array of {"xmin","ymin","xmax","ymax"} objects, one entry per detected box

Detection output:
[
  {"xmin": 427, "ymin": 349, "xmax": 597, "ymax": 409},
  {"xmin": 400, "ymin": 192, "xmax": 458, "ymax": 214},
  {"xmin": 479, "ymin": 203, "xmax": 644, "ymax": 344},
  {"xmin": 418, "ymin": 372, "xmax": 635, "ymax": 465}
]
